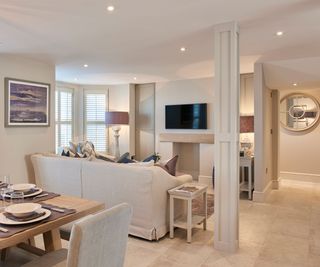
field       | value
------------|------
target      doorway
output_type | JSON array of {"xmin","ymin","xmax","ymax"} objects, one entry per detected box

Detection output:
[{"xmin": 134, "ymin": 83, "xmax": 155, "ymax": 160}]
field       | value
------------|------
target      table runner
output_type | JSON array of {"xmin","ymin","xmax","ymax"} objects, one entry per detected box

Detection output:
[{"xmin": 0, "ymin": 205, "xmax": 76, "ymax": 238}]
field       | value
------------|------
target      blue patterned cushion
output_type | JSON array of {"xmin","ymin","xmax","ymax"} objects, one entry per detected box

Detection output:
[{"xmin": 117, "ymin": 152, "xmax": 132, "ymax": 163}]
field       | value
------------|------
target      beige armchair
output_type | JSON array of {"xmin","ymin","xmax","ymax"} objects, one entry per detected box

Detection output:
[{"xmin": 22, "ymin": 203, "xmax": 132, "ymax": 267}]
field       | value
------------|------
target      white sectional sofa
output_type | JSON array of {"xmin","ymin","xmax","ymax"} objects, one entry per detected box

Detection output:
[{"xmin": 31, "ymin": 154, "xmax": 192, "ymax": 240}]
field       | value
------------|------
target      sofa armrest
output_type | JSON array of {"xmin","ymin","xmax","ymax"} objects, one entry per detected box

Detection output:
[{"xmin": 174, "ymin": 174, "xmax": 193, "ymax": 185}]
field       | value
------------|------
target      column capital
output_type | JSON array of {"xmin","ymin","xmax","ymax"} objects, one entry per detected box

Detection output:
[{"xmin": 214, "ymin": 21, "xmax": 239, "ymax": 34}]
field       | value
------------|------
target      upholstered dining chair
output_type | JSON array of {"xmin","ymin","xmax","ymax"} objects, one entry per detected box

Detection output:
[{"xmin": 22, "ymin": 203, "xmax": 132, "ymax": 267}]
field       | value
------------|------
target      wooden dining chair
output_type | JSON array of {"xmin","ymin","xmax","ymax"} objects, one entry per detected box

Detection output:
[{"xmin": 22, "ymin": 203, "xmax": 132, "ymax": 267}]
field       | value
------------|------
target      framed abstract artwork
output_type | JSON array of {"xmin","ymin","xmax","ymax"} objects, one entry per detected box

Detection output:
[{"xmin": 4, "ymin": 78, "xmax": 50, "ymax": 127}]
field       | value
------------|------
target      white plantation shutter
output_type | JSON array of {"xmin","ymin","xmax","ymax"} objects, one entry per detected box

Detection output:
[
  {"xmin": 84, "ymin": 93, "xmax": 107, "ymax": 152},
  {"xmin": 55, "ymin": 88, "xmax": 74, "ymax": 153}
]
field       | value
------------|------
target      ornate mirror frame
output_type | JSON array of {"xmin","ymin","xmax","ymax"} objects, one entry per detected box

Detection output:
[{"xmin": 280, "ymin": 93, "xmax": 320, "ymax": 132}]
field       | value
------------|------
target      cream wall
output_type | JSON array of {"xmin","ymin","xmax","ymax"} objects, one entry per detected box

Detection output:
[
  {"xmin": 155, "ymin": 77, "xmax": 214, "ymax": 141},
  {"xmin": 279, "ymin": 89, "xmax": 320, "ymax": 182},
  {"xmin": 0, "ymin": 55, "xmax": 55, "ymax": 183},
  {"xmin": 253, "ymin": 63, "xmax": 274, "ymax": 201},
  {"xmin": 155, "ymin": 77, "xmax": 214, "ymax": 181}
]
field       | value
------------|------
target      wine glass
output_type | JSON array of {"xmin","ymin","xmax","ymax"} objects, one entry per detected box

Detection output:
[
  {"xmin": 0, "ymin": 188, "xmax": 8, "ymax": 211},
  {"xmin": 10, "ymin": 192, "xmax": 24, "ymax": 204},
  {"xmin": 2, "ymin": 175, "xmax": 11, "ymax": 190},
  {"xmin": 1, "ymin": 175, "xmax": 13, "ymax": 209}
]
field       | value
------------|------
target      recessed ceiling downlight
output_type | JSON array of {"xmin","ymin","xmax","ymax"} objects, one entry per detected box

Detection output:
[
  {"xmin": 83, "ymin": 64, "xmax": 88, "ymax": 68},
  {"xmin": 133, "ymin": 77, "xmax": 137, "ymax": 81},
  {"xmin": 180, "ymin": 47, "xmax": 186, "ymax": 52},
  {"xmin": 276, "ymin": 31, "xmax": 284, "ymax": 36},
  {"xmin": 293, "ymin": 83, "xmax": 298, "ymax": 86},
  {"xmin": 107, "ymin": 5, "xmax": 115, "ymax": 12}
]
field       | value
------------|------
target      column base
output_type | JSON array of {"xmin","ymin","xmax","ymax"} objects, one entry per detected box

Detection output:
[{"xmin": 214, "ymin": 240, "xmax": 239, "ymax": 253}]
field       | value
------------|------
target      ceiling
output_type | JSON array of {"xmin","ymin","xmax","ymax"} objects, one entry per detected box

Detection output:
[
  {"xmin": 264, "ymin": 57, "xmax": 320, "ymax": 90},
  {"xmin": 1, "ymin": 0, "xmax": 320, "ymax": 85}
]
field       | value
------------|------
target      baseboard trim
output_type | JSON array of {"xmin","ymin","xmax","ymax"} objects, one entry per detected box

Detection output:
[
  {"xmin": 198, "ymin": 175, "xmax": 213, "ymax": 187},
  {"xmin": 280, "ymin": 171, "xmax": 320, "ymax": 184},
  {"xmin": 272, "ymin": 177, "xmax": 281, "ymax": 189},
  {"xmin": 253, "ymin": 180, "xmax": 272, "ymax": 202}
]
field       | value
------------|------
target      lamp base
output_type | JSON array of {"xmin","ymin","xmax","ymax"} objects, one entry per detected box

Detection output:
[{"xmin": 112, "ymin": 125, "xmax": 121, "ymax": 160}]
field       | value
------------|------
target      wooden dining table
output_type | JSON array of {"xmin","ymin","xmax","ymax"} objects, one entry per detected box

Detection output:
[{"xmin": 0, "ymin": 194, "xmax": 104, "ymax": 256}]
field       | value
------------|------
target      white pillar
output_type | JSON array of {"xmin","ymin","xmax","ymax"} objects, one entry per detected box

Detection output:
[{"xmin": 213, "ymin": 21, "xmax": 240, "ymax": 252}]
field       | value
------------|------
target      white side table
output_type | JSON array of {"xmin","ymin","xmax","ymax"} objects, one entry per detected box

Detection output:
[
  {"xmin": 239, "ymin": 156, "xmax": 254, "ymax": 199},
  {"xmin": 168, "ymin": 183, "xmax": 208, "ymax": 243}
]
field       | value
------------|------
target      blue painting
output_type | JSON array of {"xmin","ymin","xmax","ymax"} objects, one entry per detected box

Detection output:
[{"xmin": 5, "ymin": 78, "xmax": 50, "ymax": 126}]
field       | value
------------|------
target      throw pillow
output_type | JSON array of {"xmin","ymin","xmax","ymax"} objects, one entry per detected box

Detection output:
[
  {"xmin": 76, "ymin": 142, "xmax": 84, "ymax": 154},
  {"xmin": 83, "ymin": 141, "xmax": 96, "ymax": 157},
  {"xmin": 62, "ymin": 147, "xmax": 77, "ymax": 157},
  {"xmin": 117, "ymin": 152, "xmax": 136, "ymax": 163},
  {"xmin": 61, "ymin": 150, "xmax": 70, "ymax": 157},
  {"xmin": 117, "ymin": 152, "xmax": 130, "ymax": 163},
  {"xmin": 142, "ymin": 153, "xmax": 160, "ymax": 163},
  {"xmin": 69, "ymin": 141, "xmax": 78, "ymax": 154},
  {"xmin": 68, "ymin": 141, "xmax": 98, "ymax": 158},
  {"xmin": 155, "ymin": 155, "xmax": 179, "ymax": 176}
]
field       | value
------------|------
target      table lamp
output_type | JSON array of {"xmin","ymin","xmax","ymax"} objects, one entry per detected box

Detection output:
[
  {"xmin": 240, "ymin": 116, "xmax": 254, "ymax": 156},
  {"xmin": 105, "ymin": 111, "xmax": 129, "ymax": 159}
]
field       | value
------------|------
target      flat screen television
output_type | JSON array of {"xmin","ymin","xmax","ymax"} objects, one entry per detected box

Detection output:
[{"xmin": 165, "ymin": 103, "xmax": 207, "ymax": 129}]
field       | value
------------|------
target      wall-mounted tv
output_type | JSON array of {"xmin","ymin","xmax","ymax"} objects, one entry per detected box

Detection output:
[{"xmin": 165, "ymin": 103, "xmax": 207, "ymax": 129}]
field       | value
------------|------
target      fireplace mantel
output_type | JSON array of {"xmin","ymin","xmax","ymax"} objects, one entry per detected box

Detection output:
[{"xmin": 159, "ymin": 133, "xmax": 214, "ymax": 144}]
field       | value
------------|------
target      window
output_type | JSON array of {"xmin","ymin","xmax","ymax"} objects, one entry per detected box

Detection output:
[
  {"xmin": 84, "ymin": 92, "xmax": 107, "ymax": 152},
  {"xmin": 55, "ymin": 88, "xmax": 74, "ymax": 152}
]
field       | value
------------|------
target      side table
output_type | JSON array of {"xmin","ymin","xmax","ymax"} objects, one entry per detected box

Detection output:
[
  {"xmin": 168, "ymin": 183, "xmax": 208, "ymax": 243},
  {"xmin": 239, "ymin": 156, "xmax": 254, "ymax": 199}
]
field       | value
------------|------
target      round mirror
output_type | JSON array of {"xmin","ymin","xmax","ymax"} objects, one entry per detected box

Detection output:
[{"xmin": 280, "ymin": 93, "xmax": 320, "ymax": 131}]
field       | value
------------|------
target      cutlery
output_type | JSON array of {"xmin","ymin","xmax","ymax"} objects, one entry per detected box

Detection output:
[
  {"xmin": 33, "ymin": 193, "xmax": 49, "ymax": 199},
  {"xmin": 42, "ymin": 205, "xmax": 65, "ymax": 213},
  {"xmin": 0, "ymin": 227, "xmax": 8, "ymax": 233},
  {"xmin": 49, "ymin": 207, "xmax": 65, "ymax": 213}
]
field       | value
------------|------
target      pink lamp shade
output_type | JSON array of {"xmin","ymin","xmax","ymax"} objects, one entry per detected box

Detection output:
[
  {"xmin": 105, "ymin": 111, "xmax": 129, "ymax": 125},
  {"xmin": 240, "ymin": 116, "xmax": 254, "ymax": 133}
]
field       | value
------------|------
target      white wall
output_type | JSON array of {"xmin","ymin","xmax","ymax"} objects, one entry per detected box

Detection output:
[
  {"xmin": 0, "ymin": 55, "xmax": 55, "ymax": 183},
  {"xmin": 279, "ymin": 89, "xmax": 320, "ymax": 182},
  {"xmin": 155, "ymin": 77, "xmax": 214, "ymax": 181},
  {"xmin": 155, "ymin": 77, "xmax": 214, "ymax": 146},
  {"xmin": 253, "ymin": 63, "xmax": 274, "ymax": 201}
]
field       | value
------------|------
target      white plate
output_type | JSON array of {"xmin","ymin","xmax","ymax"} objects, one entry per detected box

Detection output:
[
  {"xmin": 0, "ymin": 208, "xmax": 51, "ymax": 225},
  {"xmin": 11, "ymin": 184, "xmax": 36, "ymax": 192},
  {"xmin": 5, "ymin": 203, "xmax": 41, "ymax": 218},
  {"xmin": 4, "ymin": 188, "xmax": 43, "ymax": 199}
]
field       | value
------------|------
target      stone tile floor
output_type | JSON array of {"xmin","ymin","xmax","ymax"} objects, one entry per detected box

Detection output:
[
  {"xmin": 2, "ymin": 180, "xmax": 320, "ymax": 267},
  {"xmin": 124, "ymin": 181, "xmax": 320, "ymax": 267}
]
